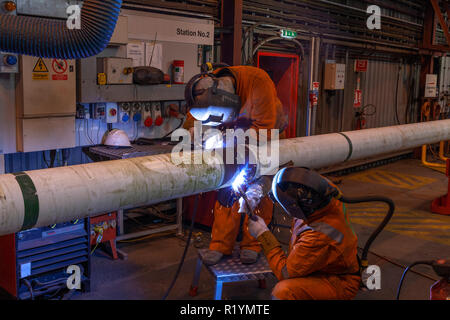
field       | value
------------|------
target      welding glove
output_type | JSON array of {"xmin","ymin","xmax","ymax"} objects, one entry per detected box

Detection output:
[
  {"xmin": 247, "ymin": 215, "xmax": 269, "ymax": 239},
  {"xmin": 238, "ymin": 183, "xmax": 264, "ymax": 214}
]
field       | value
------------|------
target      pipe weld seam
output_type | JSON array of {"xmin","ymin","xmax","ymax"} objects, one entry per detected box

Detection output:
[{"xmin": 337, "ymin": 132, "xmax": 353, "ymax": 162}]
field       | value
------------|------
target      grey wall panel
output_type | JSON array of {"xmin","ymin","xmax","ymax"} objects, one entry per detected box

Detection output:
[
  {"xmin": 315, "ymin": 58, "xmax": 419, "ymax": 135},
  {"xmin": 0, "ymin": 74, "xmax": 17, "ymax": 154}
]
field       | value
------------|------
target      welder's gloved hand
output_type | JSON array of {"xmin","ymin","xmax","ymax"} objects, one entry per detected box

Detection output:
[
  {"xmin": 247, "ymin": 215, "xmax": 269, "ymax": 239},
  {"xmin": 238, "ymin": 184, "xmax": 264, "ymax": 214}
]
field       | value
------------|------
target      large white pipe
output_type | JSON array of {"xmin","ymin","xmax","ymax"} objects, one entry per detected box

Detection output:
[{"xmin": 0, "ymin": 119, "xmax": 449, "ymax": 236}]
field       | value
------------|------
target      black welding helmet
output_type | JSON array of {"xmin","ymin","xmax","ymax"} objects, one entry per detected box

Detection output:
[
  {"xmin": 269, "ymin": 167, "xmax": 340, "ymax": 219},
  {"xmin": 185, "ymin": 65, "xmax": 241, "ymax": 126}
]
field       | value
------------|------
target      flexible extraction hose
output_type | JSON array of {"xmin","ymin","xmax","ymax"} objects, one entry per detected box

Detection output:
[
  {"xmin": 0, "ymin": 0, "xmax": 122, "ymax": 59},
  {"xmin": 339, "ymin": 195, "xmax": 395, "ymax": 268}
]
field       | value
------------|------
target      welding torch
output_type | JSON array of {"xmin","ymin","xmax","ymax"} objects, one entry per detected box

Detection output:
[{"xmin": 235, "ymin": 186, "xmax": 258, "ymax": 221}]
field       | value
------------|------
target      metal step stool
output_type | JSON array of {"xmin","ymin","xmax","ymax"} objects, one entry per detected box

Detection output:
[{"xmin": 189, "ymin": 248, "xmax": 274, "ymax": 300}]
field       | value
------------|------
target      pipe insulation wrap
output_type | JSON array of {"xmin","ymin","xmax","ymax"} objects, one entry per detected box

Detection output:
[
  {"xmin": 0, "ymin": 0, "xmax": 122, "ymax": 59},
  {"xmin": 277, "ymin": 119, "xmax": 450, "ymax": 170},
  {"xmin": 0, "ymin": 151, "xmax": 226, "ymax": 235},
  {"xmin": 0, "ymin": 120, "xmax": 449, "ymax": 236}
]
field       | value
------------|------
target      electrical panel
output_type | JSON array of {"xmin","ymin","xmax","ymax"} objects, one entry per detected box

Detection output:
[
  {"xmin": 76, "ymin": 104, "xmax": 91, "ymax": 119},
  {"xmin": 16, "ymin": 56, "xmax": 76, "ymax": 152},
  {"xmin": 324, "ymin": 63, "xmax": 346, "ymax": 90},
  {"xmin": 97, "ymin": 58, "xmax": 133, "ymax": 85},
  {"xmin": 94, "ymin": 103, "xmax": 106, "ymax": 120},
  {"xmin": 425, "ymin": 74, "xmax": 438, "ymax": 98}
]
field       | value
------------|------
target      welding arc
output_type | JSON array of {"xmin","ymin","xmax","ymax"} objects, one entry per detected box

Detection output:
[
  {"xmin": 339, "ymin": 196, "xmax": 395, "ymax": 266},
  {"xmin": 161, "ymin": 195, "xmax": 200, "ymax": 300}
]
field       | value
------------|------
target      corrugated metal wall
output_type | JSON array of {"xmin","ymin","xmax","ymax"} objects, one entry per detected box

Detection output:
[{"xmin": 315, "ymin": 59, "xmax": 420, "ymax": 135}]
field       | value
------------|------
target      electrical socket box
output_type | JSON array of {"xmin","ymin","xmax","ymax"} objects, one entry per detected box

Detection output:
[
  {"xmin": 142, "ymin": 102, "xmax": 152, "ymax": 127},
  {"xmin": 97, "ymin": 58, "xmax": 133, "ymax": 85},
  {"xmin": 106, "ymin": 103, "xmax": 118, "ymax": 123},
  {"xmin": 119, "ymin": 103, "xmax": 130, "ymax": 123},
  {"xmin": 425, "ymin": 74, "xmax": 438, "ymax": 98},
  {"xmin": 0, "ymin": 52, "xmax": 18, "ymax": 73},
  {"xmin": 324, "ymin": 63, "xmax": 346, "ymax": 90},
  {"xmin": 152, "ymin": 102, "xmax": 164, "ymax": 126},
  {"xmin": 94, "ymin": 103, "xmax": 106, "ymax": 120}
]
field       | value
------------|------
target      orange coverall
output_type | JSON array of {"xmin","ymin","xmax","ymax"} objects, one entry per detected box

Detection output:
[
  {"xmin": 258, "ymin": 198, "xmax": 361, "ymax": 300},
  {"xmin": 184, "ymin": 66, "xmax": 287, "ymax": 255}
]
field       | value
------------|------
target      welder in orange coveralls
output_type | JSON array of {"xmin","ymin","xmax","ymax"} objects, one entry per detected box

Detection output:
[
  {"xmin": 242, "ymin": 167, "xmax": 361, "ymax": 300},
  {"xmin": 183, "ymin": 64, "xmax": 287, "ymax": 265}
]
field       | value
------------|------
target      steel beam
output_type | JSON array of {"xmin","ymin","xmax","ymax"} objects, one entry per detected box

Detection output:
[
  {"xmin": 220, "ymin": 0, "xmax": 242, "ymax": 65},
  {"xmin": 430, "ymin": 0, "xmax": 450, "ymax": 48}
]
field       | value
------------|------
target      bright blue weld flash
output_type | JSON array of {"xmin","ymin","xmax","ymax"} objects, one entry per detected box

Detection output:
[{"xmin": 232, "ymin": 167, "xmax": 247, "ymax": 193}]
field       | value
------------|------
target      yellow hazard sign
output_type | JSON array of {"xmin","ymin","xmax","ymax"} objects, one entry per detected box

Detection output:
[
  {"xmin": 33, "ymin": 58, "xmax": 48, "ymax": 72},
  {"xmin": 32, "ymin": 57, "xmax": 49, "ymax": 80}
]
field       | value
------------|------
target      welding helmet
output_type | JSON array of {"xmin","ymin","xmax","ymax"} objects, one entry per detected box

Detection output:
[
  {"xmin": 269, "ymin": 167, "xmax": 340, "ymax": 219},
  {"xmin": 102, "ymin": 129, "xmax": 131, "ymax": 148},
  {"xmin": 185, "ymin": 65, "xmax": 241, "ymax": 126}
]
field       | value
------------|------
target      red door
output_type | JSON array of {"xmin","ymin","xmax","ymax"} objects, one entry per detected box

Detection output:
[{"xmin": 257, "ymin": 52, "xmax": 300, "ymax": 138}]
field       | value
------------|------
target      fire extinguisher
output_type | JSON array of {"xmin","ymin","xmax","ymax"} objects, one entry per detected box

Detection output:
[
  {"xmin": 309, "ymin": 91, "xmax": 318, "ymax": 107},
  {"xmin": 355, "ymin": 104, "xmax": 376, "ymax": 130}
]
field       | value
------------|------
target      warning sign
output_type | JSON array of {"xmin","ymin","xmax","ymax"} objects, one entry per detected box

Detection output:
[
  {"xmin": 33, "ymin": 58, "xmax": 49, "ymax": 72},
  {"xmin": 51, "ymin": 59, "xmax": 68, "ymax": 80},
  {"xmin": 52, "ymin": 59, "xmax": 67, "ymax": 74},
  {"xmin": 32, "ymin": 58, "xmax": 49, "ymax": 80}
]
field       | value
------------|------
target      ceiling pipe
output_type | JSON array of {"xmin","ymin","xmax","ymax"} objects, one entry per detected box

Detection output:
[{"xmin": 0, "ymin": 0, "xmax": 122, "ymax": 59}]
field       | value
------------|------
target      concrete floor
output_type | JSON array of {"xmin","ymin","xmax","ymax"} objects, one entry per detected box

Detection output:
[{"xmin": 72, "ymin": 158, "xmax": 450, "ymax": 300}]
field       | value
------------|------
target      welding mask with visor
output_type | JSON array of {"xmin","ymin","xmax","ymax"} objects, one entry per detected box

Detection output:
[
  {"xmin": 269, "ymin": 167, "xmax": 339, "ymax": 220},
  {"xmin": 185, "ymin": 73, "xmax": 241, "ymax": 126}
]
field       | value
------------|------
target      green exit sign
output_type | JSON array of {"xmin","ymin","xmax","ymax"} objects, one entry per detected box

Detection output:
[{"xmin": 280, "ymin": 29, "xmax": 297, "ymax": 39}]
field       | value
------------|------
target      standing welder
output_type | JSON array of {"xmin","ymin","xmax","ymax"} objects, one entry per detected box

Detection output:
[
  {"xmin": 242, "ymin": 167, "xmax": 361, "ymax": 300},
  {"xmin": 183, "ymin": 64, "xmax": 288, "ymax": 265}
]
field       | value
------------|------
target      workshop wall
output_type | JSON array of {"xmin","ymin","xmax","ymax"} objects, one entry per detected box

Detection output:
[
  {"xmin": 0, "ymin": 7, "xmax": 214, "ymax": 155},
  {"xmin": 314, "ymin": 59, "xmax": 421, "ymax": 135}
]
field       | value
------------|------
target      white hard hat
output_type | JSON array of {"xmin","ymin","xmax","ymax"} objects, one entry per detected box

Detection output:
[{"xmin": 102, "ymin": 129, "xmax": 131, "ymax": 148}]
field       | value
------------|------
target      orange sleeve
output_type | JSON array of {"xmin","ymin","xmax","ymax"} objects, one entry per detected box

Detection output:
[
  {"xmin": 257, "ymin": 231, "xmax": 288, "ymax": 281},
  {"xmin": 183, "ymin": 112, "xmax": 196, "ymax": 130}
]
